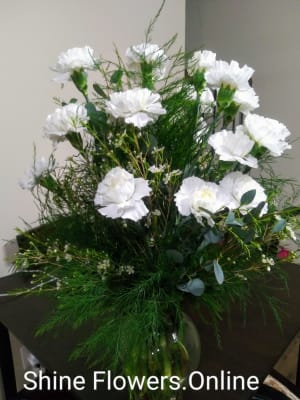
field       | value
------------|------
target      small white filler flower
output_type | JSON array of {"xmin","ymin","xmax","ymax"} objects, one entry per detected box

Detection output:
[{"xmin": 94, "ymin": 167, "xmax": 151, "ymax": 222}]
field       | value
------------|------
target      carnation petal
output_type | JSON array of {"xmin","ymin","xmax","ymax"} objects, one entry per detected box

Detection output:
[
  {"xmin": 244, "ymin": 114, "xmax": 291, "ymax": 156},
  {"xmin": 106, "ymin": 88, "xmax": 166, "ymax": 129},
  {"xmin": 208, "ymin": 128, "xmax": 257, "ymax": 168}
]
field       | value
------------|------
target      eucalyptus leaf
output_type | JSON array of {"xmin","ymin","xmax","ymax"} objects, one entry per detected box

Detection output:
[
  {"xmin": 177, "ymin": 278, "xmax": 205, "ymax": 296},
  {"xmin": 225, "ymin": 211, "xmax": 244, "ymax": 227},
  {"xmin": 240, "ymin": 189, "xmax": 256, "ymax": 206},
  {"xmin": 204, "ymin": 264, "xmax": 213, "ymax": 272},
  {"xmin": 272, "ymin": 219, "xmax": 287, "ymax": 233},
  {"xmin": 213, "ymin": 260, "xmax": 224, "ymax": 285},
  {"xmin": 246, "ymin": 201, "xmax": 266, "ymax": 219},
  {"xmin": 204, "ymin": 229, "xmax": 224, "ymax": 244}
]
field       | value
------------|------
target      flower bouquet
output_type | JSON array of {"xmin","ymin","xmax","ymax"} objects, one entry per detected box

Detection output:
[{"xmin": 15, "ymin": 4, "xmax": 299, "ymax": 400}]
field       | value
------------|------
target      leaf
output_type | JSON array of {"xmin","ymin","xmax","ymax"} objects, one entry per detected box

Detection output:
[
  {"xmin": 66, "ymin": 131, "xmax": 83, "ymax": 151},
  {"xmin": 110, "ymin": 69, "xmax": 123, "ymax": 84},
  {"xmin": 197, "ymin": 239, "xmax": 209, "ymax": 251},
  {"xmin": 272, "ymin": 219, "xmax": 287, "ymax": 233},
  {"xmin": 213, "ymin": 260, "xmax": 224, "ymax": 285},
  {"xmin": 204, "ymin": 229, "xmax": 224, "ymax": 244},
  {"xmin": 93, "ymin": 83, "xmax": 108, "ymax": 99},
  {"xmin": 232, "ymin": 226, "xmax": 255, "ymax": 243},
  {"xmin": 177, "ymin": 278, "xmax": 205, "ymax": 296},
  {"xmin": 166, "ymin": 249, "xmax": 183, "ymax": 264},
  {"xmin": 85, "ymin": 102, "xmax": 108, "ymax": 132},
  {"xmin": 204, "ymin": 264, "xmax": 213, "ymax": 272},
  {"xmin": 240, "ymin": 189, "xmax": 256, "ymax": 206},
  {"xmin": 71, "ymin": 69, "xmax": 88, "ymax": 95},
  {"xmin": 248, "ymin": 201, "xmax": 266, "ymax": 219},
  {"xmin": 225, "ymin": 211, "xmax": 244, "ymax": 227}
]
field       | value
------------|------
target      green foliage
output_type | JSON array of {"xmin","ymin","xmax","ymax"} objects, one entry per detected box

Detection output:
[{"xmin": 14, "ymin": 0, "xmax": 300, "ymax": 385}]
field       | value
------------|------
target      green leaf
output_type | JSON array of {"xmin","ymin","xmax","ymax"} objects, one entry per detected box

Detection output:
[
  {"xmin": 166, "ymin": 249, "xmax": 183, "ymax": 264},
  {"xmin": 110, "ymin": 69, "xmax": 123, "ymax": 84},
  {"xmin": 232, "ymin": 226, "xmax": 255, "ymax": 243},
  {"xmin": 66, "ymin": 131, "xmax": 83, "ymax": 151},
  {"xmin": 204, "ymin": 229, "xmax": 224, "ymax": 244},
  {"xmin": 213, "ymin": 260, "xmax": 224, "ymax": 285},
  {"xmin": 191, "ymin": 70, "xmax": 206, "ymax": 92},
  {"xmin": 93, "ymin": 83, "xmax": 108, "ymax": 99},
  {"xmin": 85, "ymin": 102, "xmax": 108, "ymax": 132},
  {"xmin": 240, "ymin": 189, "xmax": 256, "ymax": 206},
  {"xmin": 217, "ymin": 84, "xmax": 235, "ymax": 109},
  {"xmin": 249, "ymin": 201, "xmax": 266, "ymax": 218},
  {"xmin": 71, "ymin": 69, "xmax": 88, "ymax": 95},
  {"xmin": 272, "ymin": 219, "xmax": 287, "ymax": 233},
  {"xmin": 225, "ymin": 211, "xmax": 244, "ymax": 227},
  {"xmin": 39, "ymin": 175, "xmax": 58, "ymax": 192}
]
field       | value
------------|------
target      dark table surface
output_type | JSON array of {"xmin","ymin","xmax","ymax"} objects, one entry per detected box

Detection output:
[{"xmin": 0, "ymin": 263, "xmax": 300, "ymax": 400}]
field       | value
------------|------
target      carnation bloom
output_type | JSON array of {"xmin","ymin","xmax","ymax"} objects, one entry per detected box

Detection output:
[
  {"xmin": 208, "ymin": 127, "xmax": 258, "ymax": 168},
  {"xmin": 19, "ymin": 157, "xmax": 51, "ymax": 191},
  {"xmin": 94, "ymin": 167, "xmax": 151, "ymax": 222},
  {"xmin": 175, "ymin": 177, "xmax": 229, "ymax": 225},
  {"xmin": 53, "ymin": 46, "xmax": 95, "ymax": 82},
  {"xmin": 244, "ymin": 114, "xmax": 291, "ymax": 156},
  {"xmin": 43, "ymin": 103, "xmax": 88, "ymax": 143},
  {"xmin": 105, "ymin": 88, "xmax": 166, "ymax": 129},
  {"xmin": 220, "ymin": 171, "xmax": 268, "ymax": 215},
  {"xmin": 277, "ymin": 247, "xmax": 290, "ymax": 259},
  {"xmin": 205, "ymin": 60, "xmax": 254, "ymax": 91},
  {"xmin": 126, "ymin": 43, "xmax": 167, "ymax": 79},
  {"xmin": 233, "ymin": 87, "xmax": 259, "ymax": 114},
  {"xmin": 188, "ymin": 50, "xmax": 216, "ymax": 73}
]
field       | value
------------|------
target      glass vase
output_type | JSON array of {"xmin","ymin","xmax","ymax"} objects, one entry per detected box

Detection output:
[{"xmin": 127, "ymin": 313, "xmax": 201, "ymax": 400}]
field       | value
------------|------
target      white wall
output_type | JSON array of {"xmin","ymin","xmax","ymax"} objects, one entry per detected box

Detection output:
[
  {"xmin": 186, "ymin": 0, "xmax": 300, "ymax": 182},
  {"xmin": 0, "ymin": 0, "xmax": 185, "ymax": 276}
]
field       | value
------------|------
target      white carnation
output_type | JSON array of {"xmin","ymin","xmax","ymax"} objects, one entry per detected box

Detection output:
[
  {"xmin": 19, "ymin": 157, "xmax": 52, "ymax": 191},
  {"xmin": 43, "ymin": 103, "xmax": 88, "ymax": 143},
  {"xmin": 208, "ymin": 127, "xmax": 258, "ymax": 168},
  {"xmin": 126, "ymin": 43, "xmax": 167, "ymax": 79},
  {"xmin": 205, "ymin": 60, "xmax": 254, "ymax": 91},
  {"xmin": 188, "ymin": 50, "xmax": 216, "ymax": 74},
  {"xmin": 105, "ymin": 88, "xmax": 166, "ymax": 129},
  {"xmin": 244, "ymin": 113, "xmax": 291, "ymax": 156},
  {"xmin": 53, "ymin": 46, "xmax": 96, "ymax": 82},
  {"xmin": 233, "ymin": 87, "xmax": 259, "ymax": 114},
  {"xmin": 220, "ymin": 171, "xmax": 268, "ymax": 215},
  {"xmin": 94, "ymin": 167, "xmax": 151, "ymax": 222},
  {"xmin": 175, "ymin": 177, "xmax": 229, "ymax": 225},
  {"xmin": 200, "ymin": 88, "xmax": 215, "ymax": 114}
]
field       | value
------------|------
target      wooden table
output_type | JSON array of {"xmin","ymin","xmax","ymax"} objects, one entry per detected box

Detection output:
[{"xmin": 0, "ymin": 264, "xmax": 300, "ymax": 399}]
